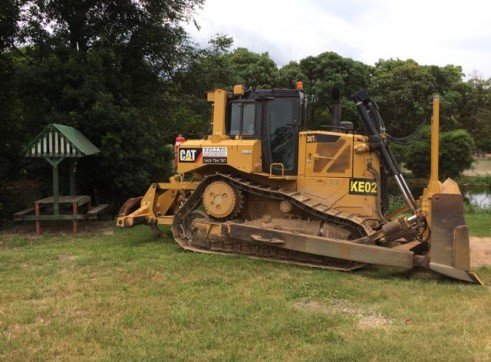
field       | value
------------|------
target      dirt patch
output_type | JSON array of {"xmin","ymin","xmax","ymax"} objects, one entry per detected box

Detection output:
[
  {"xmin": 293, "ymin": 300, "xmax": 330, "ymax": 313},
  {"xmin": 470, "ymin": 237, "xmax": 491, "ymax": 268},
  {"xmin": 464, "ymin": 158, "xmax": 491, "ymax": 176},
  {"xmin": 293, "ymin": 300, "xmax": 391, "ymax": 329},
  {"xmin": 463, "ymin": 170, "xmax": 491, "ymax": 176},
  {"xmin": 358, "ymin": 314, "xmax": 391, "ymax": 329}
]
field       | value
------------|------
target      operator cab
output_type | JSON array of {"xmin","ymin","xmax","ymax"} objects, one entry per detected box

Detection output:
[{"xmin": 226, "ymin": 87, "xmax": 305, "ymax": 176}]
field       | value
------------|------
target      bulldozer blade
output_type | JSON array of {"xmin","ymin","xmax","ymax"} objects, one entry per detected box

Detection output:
[{"xmin": 429, "ymin": 193, "xmax": 484, "ymax": 285}]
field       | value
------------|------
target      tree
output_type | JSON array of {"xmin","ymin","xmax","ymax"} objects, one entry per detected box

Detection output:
[
  {"xmin": 227, "ymin": 48, "xmax": 278, "ymax": 89},
  {"xmin": 0, "ymin": 1, "xmax": 21, "ymax": 181},
  {"xmin": 298, "ymin": 52, "xmax": 372, "ymax": 129},
  {"xmin": 371, "ymin": 59, "xmax": 437, "ymax": 137},
  {"xmin": 404, "ymin": 127, "xmax": 474, "ymax": 179},
  {"xmin": 13, "ymin": 0, "xmax": 204, "ymax": 203},
  {"xmin": 370, "ymin": 60, "xmax": 470, "ymax": 139},
  {"xmin": 0, "ymin": 0, "xmax": 18, "ymax": 50},
  {"xmin": 169, "ymin": 34, "xmax": 237, "ymax": 140},
  {"xmin": 172, "ymin": 37, "xmax": 281, "ymax": 139},
  {"xmin": 276, "ymin": 61, "xmax": 305, "ymax": 89},
  {"xmin": 459, "ymin": 74, "xmax": 491, "ymax": 153}
]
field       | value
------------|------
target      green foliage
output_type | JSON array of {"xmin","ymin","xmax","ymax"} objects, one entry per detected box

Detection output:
[
  {"xmin": 370, "ymin": 59, "xmax": 467, "ymax": 137},
  {"xmin": 459, "ymin": 175, "xmax": 491, "ymax": 186},
  {"xmin": 276, "ymin": 61, "xmax": 305, "ymax": 89},
  {"xmin": 482, "ymin": 140, "xmax": 491, "ymax": 153},
  {"xmin": 298, "ymin": 52, "xmax": 372, "ymax": 129},
  {"xmin": 0, "ymin": 3, "xmax": 26, "ymax": 225},
  {"xmin": 0, "ymin": 0, "xmax": 18, "ymax": 50},
  {"xmin": 227, "ymin": 48, "xmax": 278, "ymax": 88},
  {"xmin": 405, "ymin": 126, "xmax": 474, "ymax": 179},
  {"xmin": 170, "ymin": 34, "xmax": 237, "ymax": 139},
  {"xmin": 7, "ymin": 0, "xmax": 203, "ymax": 205},
  {"xmin": 177, "ymin": 34, "xmax": 237, "ymax": 93},
  {"xmin": 460, "ymin": 76, "xmax": 491, "ymax": 151},
  {"xmin": 173, "ymin": 35, "xmax": 281, "ymax": 138}
]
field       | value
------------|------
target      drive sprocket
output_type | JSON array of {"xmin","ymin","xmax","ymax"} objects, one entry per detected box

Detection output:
[{"xmin": 202, "ymin": 180, "xmax": 242, "ymax": 219}]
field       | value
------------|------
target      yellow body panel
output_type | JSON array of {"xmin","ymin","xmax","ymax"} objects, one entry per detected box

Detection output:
[
  {"xmin": 178, "ymin": 129, "xmax": 381, "ymax": 219},
  {"xmin": 177, "ymin": 139, "xmax": 262, "ymax": 174},
  {"xmin": 177, "ymin": 84, "xmax": 383, "ymax": 222},
  {"xmin": 296, "ymin": 131, "xmax": 380, "ymax": 218},
  {"xmin": 301, "ymin": 131, "xmax": 354, "ymax": 178}
]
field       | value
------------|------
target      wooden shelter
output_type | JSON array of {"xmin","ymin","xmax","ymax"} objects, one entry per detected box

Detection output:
[{"xmin": 15, "ymin": 124, "xmax": 108, "ymax": 233}]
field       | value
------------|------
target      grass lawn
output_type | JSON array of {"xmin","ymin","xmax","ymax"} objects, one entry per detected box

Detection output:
[
  {"xmin": 466, "ymin": 213, "xmax": 491, "ymax": 237},
  {"xmin": 1, "ymin": 221, "xmax": 490, "ymax": 361}
]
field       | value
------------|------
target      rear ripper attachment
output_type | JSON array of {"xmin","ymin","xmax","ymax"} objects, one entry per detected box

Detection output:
[{"xmin": 117, "ymin": 85, "xmax": 482, "ymax": 285}]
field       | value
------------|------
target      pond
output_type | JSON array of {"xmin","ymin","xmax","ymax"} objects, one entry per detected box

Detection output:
[
  {"xmin": 389, "ymin": 180, "xmax": 491, "ymax": 210},
  {"xmin": 464, "ymin": 186, "xmax": 491, "ymax": 209}
]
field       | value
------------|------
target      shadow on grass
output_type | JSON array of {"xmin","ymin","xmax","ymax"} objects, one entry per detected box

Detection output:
[
  {"xmin": 114, "ymin": 224, "xmax": 186, "ymax": 251},
  {"xmin": 358, "ymin": 264, "xmax": 488, "ymax": 287},
  {"xmin": 0, "ymin": 221, "xmax": 167, "ymax": 248}
]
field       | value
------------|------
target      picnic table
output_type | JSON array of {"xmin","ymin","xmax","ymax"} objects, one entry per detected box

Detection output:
[{"xmin": 14, "ymin": 195, "xmax": 108, "ymax": 234}]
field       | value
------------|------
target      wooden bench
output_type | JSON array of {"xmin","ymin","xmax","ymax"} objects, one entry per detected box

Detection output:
[
  {"xmin": 87, "ymin": 204, "xmax": 109, "ymax": 220},
  {"xmin": 13, "ymin": 207, "xmax": 36, "ymax": 222}
]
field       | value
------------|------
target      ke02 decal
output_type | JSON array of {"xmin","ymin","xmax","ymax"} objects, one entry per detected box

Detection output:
[
  {"xmin": 349, "ymin": 178, "xmax": 377, "ymax": 196},
  {"xmin": 179, "ymin": 148, "xmax": 202, "ymax": 163}
]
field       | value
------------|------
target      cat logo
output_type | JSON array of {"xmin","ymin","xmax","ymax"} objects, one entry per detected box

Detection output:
[{"xmin": 179, "ymin": 148, "xmax": 202, "ymax": 163}]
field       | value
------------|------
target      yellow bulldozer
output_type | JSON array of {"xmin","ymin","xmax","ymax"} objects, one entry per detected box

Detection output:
[{"xmin": 117, "ymin": 84, "xmax": 482, "ymax": 285}]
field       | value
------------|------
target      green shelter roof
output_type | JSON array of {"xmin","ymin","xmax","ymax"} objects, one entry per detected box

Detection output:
[{"xmin": 25, "ymin": 123, "xmax": 100, "ymax": 158}]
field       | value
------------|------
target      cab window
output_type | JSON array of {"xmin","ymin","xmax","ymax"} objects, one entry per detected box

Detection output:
[
  {"xmin": 267, "ymin": 99, "xmax": 295, "ymax": 170},
  {"xmin": 227, "ymin": 102, "xmax": 255, "ymax": 136}
]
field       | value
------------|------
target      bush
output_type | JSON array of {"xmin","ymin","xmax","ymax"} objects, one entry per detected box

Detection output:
[
  {"xmin": 0, "ymin": 179, "xmax": 42, "ymax": 227},
  {"xmin": 404, "ymin": 127, "xmax": 474, "ymax": 179},
  {"xmin": 481, "ymin": 139, "xmax": 491, "ymax": 153}
]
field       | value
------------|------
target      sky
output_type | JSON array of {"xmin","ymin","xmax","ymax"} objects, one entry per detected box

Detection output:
[{"xmin": 183, "ymin": 0, "xmax": 491, "ymax": 79}]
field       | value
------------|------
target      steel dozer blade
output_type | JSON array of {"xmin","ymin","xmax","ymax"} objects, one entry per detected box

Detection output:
[{"xmin": 429, "ymin": 193, "xmax": 483, "ymax": 285}]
